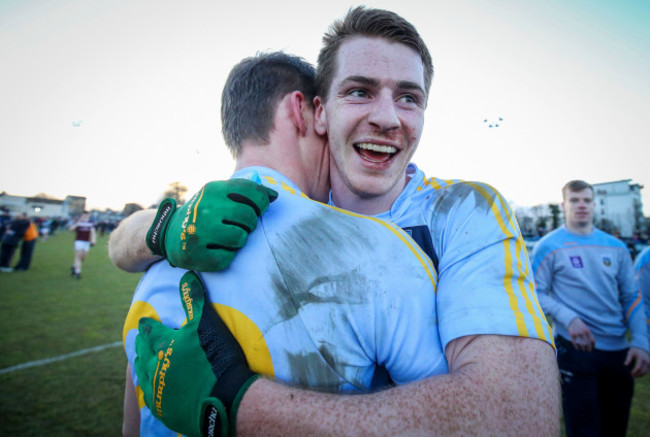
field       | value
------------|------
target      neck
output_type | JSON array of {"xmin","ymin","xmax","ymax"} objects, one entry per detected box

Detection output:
[
  {"xmin": 330, "ymin": 174, "xmax": 409, "ymax": 216},
  {"xmin": 235, "ymin": 143, "xmax": 311, "ymax": 196},
  {"xmin": 565, "ymin": 222, "xmax": 593, "ymax": 235}
]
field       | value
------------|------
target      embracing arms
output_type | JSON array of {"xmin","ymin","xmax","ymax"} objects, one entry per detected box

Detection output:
[
  {"xmin": 235, "ymin": 334, "xmax": 560, "ymax": 436},
  {"xmin": 108, "ymin": 180, "xmax": 277, "ymax": 273},
  {"xmin": 133, "ymin": 294, "xmax": 561, "ymax": 437}
]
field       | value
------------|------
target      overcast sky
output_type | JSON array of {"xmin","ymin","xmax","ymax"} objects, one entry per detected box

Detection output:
[{"xmin": 1, "ymin": 0, "xmax": 649, "ymax": 214}]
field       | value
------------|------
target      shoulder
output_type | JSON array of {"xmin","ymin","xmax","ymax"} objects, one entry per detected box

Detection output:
[
  {"xmin": 532, "ymin": 228, "xmax": 566, "ymax": 261},
  {"xmin": 634, "ymin": 246, "xmax": 650, "ymax": 270},
  {"xmin": 136, "ymin": 262, "xmax": 186, "ymax": 297},
  {"xmin": 592, "ymin": 228, "xmax": 626, "ymax": 249}
]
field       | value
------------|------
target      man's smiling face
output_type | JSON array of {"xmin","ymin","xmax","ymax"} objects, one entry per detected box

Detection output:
[{"xmin": 315, "ymin": 36, "xmax": 426, "ymax": 211}]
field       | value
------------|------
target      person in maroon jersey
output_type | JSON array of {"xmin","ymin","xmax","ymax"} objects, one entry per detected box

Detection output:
[{"xmin": 68, "ymin": 212, "xmax": 96, "ymax": 279}]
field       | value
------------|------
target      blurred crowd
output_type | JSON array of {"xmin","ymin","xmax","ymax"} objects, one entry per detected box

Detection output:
[{"xmin": 0, "ymin": 209, "xmax": 118, "ymax": 272}]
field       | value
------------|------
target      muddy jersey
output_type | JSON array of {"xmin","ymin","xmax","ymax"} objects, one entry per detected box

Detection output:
[
  {"xmin": 124, "ymin": 167, "xmax": 446, "ymax": 437},
  {"xmin": 345, "ymin": 163, "xmax": 554, "ymax": 349}
]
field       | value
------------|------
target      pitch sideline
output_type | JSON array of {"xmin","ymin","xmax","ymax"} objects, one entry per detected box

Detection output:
[{"xmin": 0, "ymin": 341, "xmax": 123, "ymax": 375}]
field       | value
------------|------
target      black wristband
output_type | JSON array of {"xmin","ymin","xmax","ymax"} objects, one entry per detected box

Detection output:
[
  {"xmin": 201, "ymin": 402, "xmax": 226, "ymax": 437},
  {"xmin": 146, "ymin": 198, "xmax": 176, "ymax": 257},
  {"xmin": 210, "ymin": 364, "xmax": 257, "ymax": 415}
]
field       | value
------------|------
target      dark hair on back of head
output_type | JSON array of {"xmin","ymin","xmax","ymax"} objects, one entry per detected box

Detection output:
[{"xmin": 221, "ymin": 52, "xmax": 316, "ymax": 157}]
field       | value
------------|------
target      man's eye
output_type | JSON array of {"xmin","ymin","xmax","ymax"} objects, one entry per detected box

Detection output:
[
  {"xmin": 398, "ymin": 94, "xmax": 424, "ymax": 107},
  {"xmin": 349, "ymin": 89, "xmax": 367, "ymax": 98}
]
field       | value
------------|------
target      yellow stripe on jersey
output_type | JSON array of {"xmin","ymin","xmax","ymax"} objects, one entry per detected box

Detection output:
[
  {"xmin": 280, "ymin": 181, "xmax": 296, "ymax": 195},
  {"xmin": 519, "ymin": 239, "xmax": 554, "ymax": 346},
  {"xmin": 124, "ymin": 300, "xmax": 275, "ymax": 409},
  {"xmin": 262, "ymin": 175, "xmax": 308, "ymax": 198},
  {"xmin": 123, "ymin": 301, "xmax": 162, "ymax": 410},
  {"xmin": 262, "ymin": 175, "xmax": 278, "ymax": 186},
  {"xmin": 215, "ymin": 304, "xmax": 275, "ymax": 377},
  {"xmin": 326, "ymin": 204, "xmax": 437, "ymax": 290},
  {"xmin": 123, "ymin": 301, "xmax": 161, "ymax": 345},
  {"xmin": 136, "ymin": 384, "xmax": 145, "ymax": 411},
  {"xmin": 494, "ymin": 192, "xmax": 552, "ymax": 344},
  {"xmin": 465, "ymin": 182, "xmax": 531, "ymax": 338}
]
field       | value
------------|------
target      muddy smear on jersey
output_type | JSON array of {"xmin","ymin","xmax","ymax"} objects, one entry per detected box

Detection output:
[
  {"xmin": 431, "ymin": 181, "xmax": 497, "ymax": 217},
  {"xmin": 267, "ymin": 208, "xmax": 381, "ymax": 313},
  {"xmin": 282, "ymin": 348, "xmax": 360, "ymax": 393},
  {"xmin": 260, "ymin": 208, "xmax": 385, "ymax": 388}
]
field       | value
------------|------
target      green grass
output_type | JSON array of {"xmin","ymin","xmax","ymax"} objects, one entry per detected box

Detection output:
[
  {"xmin": 0, "ymin": 231, "xmax": 141, "ymax": 436},
  {"xmin": 0, "ymin": 231, "xmax": 649, "ymax": 435}
]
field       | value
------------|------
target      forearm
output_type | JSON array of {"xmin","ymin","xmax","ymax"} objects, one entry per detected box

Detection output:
[
  {"xmin": 627, "ymin": 303, "xmax": 650, "ymax": 351},
  {"xmin": 123, "ymin": 364, "xmax": 140, "ymax": 437},
  {"xmin": 108, "ymin": 209, "xmax": 161, "ymax": 272},
  {"xmin": 237, "ymin": 335, "xmax": 561, "ymax": 436}
]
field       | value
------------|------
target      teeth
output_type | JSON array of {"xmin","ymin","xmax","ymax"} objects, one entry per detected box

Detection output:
[{"xmin": 357, "ymin": 143, "xmax": 397, "ymax": 154}]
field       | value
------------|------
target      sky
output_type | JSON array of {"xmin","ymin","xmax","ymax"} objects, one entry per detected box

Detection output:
[{"xmin": 1, "ymin": 0, "xmax": 649, "ymax": 214}]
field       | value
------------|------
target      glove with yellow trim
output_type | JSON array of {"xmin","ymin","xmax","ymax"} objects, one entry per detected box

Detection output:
[
  {"xmin": 146, "ymin": 179, "xmax": 278, "ymax": 271},
  {"xmin": 135, "ymin": 271, "xmax": 258, "ymax": 437}
]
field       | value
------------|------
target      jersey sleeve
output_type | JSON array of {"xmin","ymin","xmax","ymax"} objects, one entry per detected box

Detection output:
[
  {"xmin": 531, "ymin": 239, "xmax": 579, "ymax": 329},
  {"xmin": 122, "ymin": 262, "xmax": 188, "ymax": 437},
  {"xmin": 433, "ymin": 182, "xmax": 553, "ymax": 349},
  {"xmin": 364, "ymin": 230, "xmax": 448, "ymax": 385},
  {"xmin": 635, "ymin": 249, "xmax": 650, "ymax": 345},
  {"xmin": 618, "ymin": 249, "xmax": 648, "ymax": 351}
]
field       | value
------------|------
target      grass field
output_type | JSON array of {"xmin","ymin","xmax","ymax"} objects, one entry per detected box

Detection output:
[
  {"xmin": 0, "ymin": 231, "xmax": 649, "ymax": 436},
  {"xmin": 0, "ymin": 231, "xmax": 140, "ymax": 436}
]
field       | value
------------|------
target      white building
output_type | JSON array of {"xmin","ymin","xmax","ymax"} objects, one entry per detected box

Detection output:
[
  {"xmin": 593, "ymin": 180, "xmax": 644, "ymax": 238},
  {"xmin": 0, "ymin": 192, "xmax": 86, "ymax": 218}
]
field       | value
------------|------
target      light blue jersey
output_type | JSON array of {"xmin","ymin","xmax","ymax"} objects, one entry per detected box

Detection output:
[
  {"xmin": 634, "ymin": 245, "xmax": 650, "ymax": 340},
  {"xmin": 532, "ymin": 225, "xmax": 647, "ymax": 351},
  {"xmin": 346, "ymin": 163, "xmax": 554, "ymax": 349},
  {"xmin": 124, "ymin": 167, "xmax": 447, "ymax": 437}
]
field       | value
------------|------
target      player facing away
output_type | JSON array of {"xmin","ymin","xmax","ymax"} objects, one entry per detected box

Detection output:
[{"xmin": 68, "ymin": 212, "xmax": 96, "ymax": 279}]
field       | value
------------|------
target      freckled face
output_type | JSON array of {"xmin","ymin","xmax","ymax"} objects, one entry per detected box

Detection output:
[{"xmin": 316, "ymin": 37, "xmax": 426, "ymax": 206}]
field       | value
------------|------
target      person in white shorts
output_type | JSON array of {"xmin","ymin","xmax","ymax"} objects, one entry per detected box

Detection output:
[{"xmin": 69, "ymin": 212, "xmax": 96, "ymax": 279}]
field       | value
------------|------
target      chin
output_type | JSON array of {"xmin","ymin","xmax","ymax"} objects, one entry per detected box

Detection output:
[{"xmin": 352, "ymin": 181, "xmax": 394, "ymax": 199}]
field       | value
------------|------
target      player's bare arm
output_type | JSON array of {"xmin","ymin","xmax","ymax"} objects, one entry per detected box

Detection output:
[
  {"xmin": 132, "ymin": 250, "xmax": 561, "ymax": 435},
  {"xmin": 109, "ymin": 209, "xmax": 160, "ymax": 273},
  {"xmin": 236, "ymin": 335, "xmax": 561, "ymax": 436},
  {"xmin": 108, "ymin": 180, "xmax": 277, "ymax": 274},
  {"xmin": 122, "ymin": 364, "xmax": 141, "ymax": 437}
]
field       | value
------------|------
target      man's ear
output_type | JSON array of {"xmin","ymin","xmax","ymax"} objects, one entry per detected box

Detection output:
[
  {"xmin": 314, "ymin": 96, "xmax": 327, "ymax": 136},
  {"xmin": 288, "ymin": 91, "xmax": 307, "ymax": 136}
]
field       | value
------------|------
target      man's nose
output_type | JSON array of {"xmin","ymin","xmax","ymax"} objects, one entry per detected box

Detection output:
[{"xmin": 368, "ymin": 93, "xmax": 400, "ymax": 132}]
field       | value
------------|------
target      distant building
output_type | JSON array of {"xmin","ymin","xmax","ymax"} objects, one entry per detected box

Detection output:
[
  {"xmin": 64, "ymin": 195, "xmax": 87, "ymax": 216},
  {"xmin": 514, "ymin": 179, "xmax": 646, "ymax": 242},
  {"xmin": 0, "ymin": 192, "xmax": 86, "ymax": 218},
  {"xmin": 593, "ymin": 180, "xmax": 644, "ymax": 239}
]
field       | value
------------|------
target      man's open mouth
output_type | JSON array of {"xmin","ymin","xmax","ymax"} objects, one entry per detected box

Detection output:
[{"xmin": 354, "ymin": 143, "xmax": 398, "ymax": 163}]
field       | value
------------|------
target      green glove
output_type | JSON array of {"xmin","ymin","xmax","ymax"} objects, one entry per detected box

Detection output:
[
  {"xmin": 135, "ymin": 271, "xmax": 258, "ymax": 437},
  {"xmin": 146, "ymin": 179, "xmax": 278, "ymax": 271}
]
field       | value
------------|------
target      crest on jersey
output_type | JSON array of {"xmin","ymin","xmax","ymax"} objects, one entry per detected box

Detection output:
[
  {"xmin": 570, "ymin": 256, "xmax": 583, "ymax": 268},
  {"xmin": 602, "ymin": 256, "xmax": 612, "ymax": 267}
]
